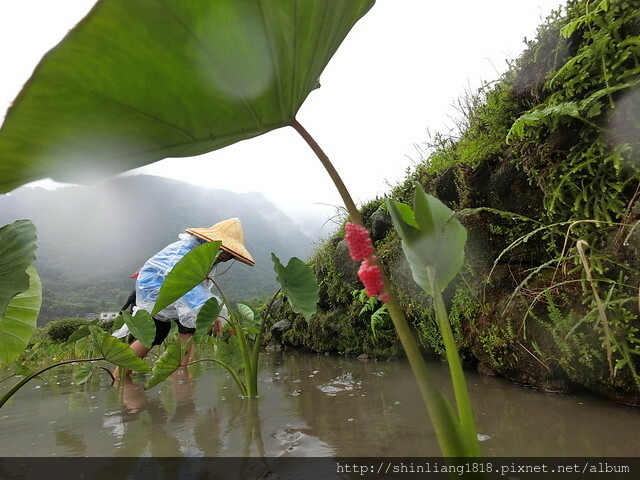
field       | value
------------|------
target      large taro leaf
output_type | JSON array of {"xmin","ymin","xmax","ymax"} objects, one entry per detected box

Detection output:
[
  {"xmin": 195, "ymin": 297, "xmax": 223, "ymax": 337},
  {"xmin": 0, "ymin": 0, "xmax": 375, "ymax": 193},
  {"xmin": 387, "ymin": 183, "xmax": 467, "ymax": 296},
  {"xmin": 122, "ymin": 310, "xmax": 156, "ymax": 349},
  {"xmin": 90, "ymin": 326, "xmax": 152, "ymax": 373},
  {"xmin": 152, "ymin": 241, "xmax": 222, "ymax": 316},
  {"xmin": 271, "ymin": 254, "xmax": 319, "ymax": 320},
  {"xmin": 0, "ymin": 220, "xmax": 37, "ymax": 319},
  {"xmin": 215, "ymin": 333, "xmax": 244, "ymax": 373},
  {"xmin": 145, "ymin": 340, "xmax": 183, "ymax": 390},
  {"xmin": 0, "ymin": 266, "xmax": 42, "ymax": 366}
]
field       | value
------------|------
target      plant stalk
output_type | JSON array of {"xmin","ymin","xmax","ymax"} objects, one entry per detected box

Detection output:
[
  {"xmin": 212, "ymin": 278, "xmax": 255, "ymax": 396},
  {"xmin": 250, "ymin": 288, "xmax": 282, "ymax": 394},
  {"xmin": 189, "ymin": 358, "xmax": 248, "ymax": 396},
  {"xmin": 291, "ymin": 119, "xmax": 363, "ymax": 225},
  {"xmin": 431, "ymin": 272, "xmax": 482, "ymax": 456},
  {"xmin": 0, "ymin": 357, "xmax": 103, "ymax": 409}
]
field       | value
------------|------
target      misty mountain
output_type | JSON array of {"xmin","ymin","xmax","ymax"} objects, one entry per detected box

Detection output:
[{"xmin": 0, "ymin": 175, "xmax": 316, "ymax": 324}]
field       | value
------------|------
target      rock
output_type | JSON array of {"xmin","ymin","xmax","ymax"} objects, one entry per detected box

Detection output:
[
  {"xmin": 357, "ymin": 353, "xmax": 369, "ymax": 360},
  {"xmin": 329, "ymin": 235, "xmax": 342, "ymax": 247},
  {"xmin": 369, "ymin": 210, "xmax": 393, "ymax": 241},
  {"xmin": 271, "ymin": 319, "xmax": 292, "ymax": 343},
  {"xmin": 272, "ymin": 319, "xmax": 291, "ymax": 333},
  {"xmin": 486, "ymin": 161, "xmax": 543, "ymax": 217},
  {"xmin": 435, "ymin": 166, "xmax": 460, "ymax": 208}
]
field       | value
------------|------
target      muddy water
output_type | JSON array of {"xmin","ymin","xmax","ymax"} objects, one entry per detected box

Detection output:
[{"xmin": 1, "ymin": 350, "xmax": 639, "ymax": 457}]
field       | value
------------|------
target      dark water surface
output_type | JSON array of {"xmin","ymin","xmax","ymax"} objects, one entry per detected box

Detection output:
[{"xmin": 1, "ymin": 350, "xmax": 639, "ymax": 457}]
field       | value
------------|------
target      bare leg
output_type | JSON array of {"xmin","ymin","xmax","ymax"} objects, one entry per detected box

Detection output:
[
  {"xmin": 178, "ymin": 333, "xmax": 195, "ymax": 366},
  {"xmin": 113, "ymin": 340, "xmax": 152, "ymax": 377},
  {"xmin": 130, "ymin": 340, "xmax": 152, "ymax": 359}
]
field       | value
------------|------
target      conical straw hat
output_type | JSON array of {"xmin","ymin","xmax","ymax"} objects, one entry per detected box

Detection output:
[{"xmin": 185, "ymin": 218, "xmax": 254, "ymax": 266}]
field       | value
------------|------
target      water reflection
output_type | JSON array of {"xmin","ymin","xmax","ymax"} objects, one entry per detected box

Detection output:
[
  {"xmin": 105, "ymin": 367, "xmax": 225, "ymax": 457},
  {"xmin": 1, "ymin": 350, "xmax": 639, "ymax": 457}
]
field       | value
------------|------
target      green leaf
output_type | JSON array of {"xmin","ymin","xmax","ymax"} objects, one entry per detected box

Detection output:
[
  {"xmin": 0, "ymin": 265, "xmax": 42, "ymax": 366},
  {"xmin": 560, "ymin": 17, "xmax": 584, "ymax": 38},
  {"xmin": 215, "ymin": 334, "xmax": 244, "ymax": 373},
  {"xmin": 0, "ymin": 0, "xmax": 375, "ymax": 193},
  {"xmin": 585, "ymin": 101, "xmax": 603, "ymax": 118},
  {"xmin": 386, "ymin": 201, "xmax": 420, "ymax": 243},
  {"xmin": 145, "ymin": 340, "xmax": 183, "ymax": 390},
  {"xmin": 423, "ymin": 378, "xmax": 474, "ymax": 458},
  {"xmin": 271, "ymin": 254, "xmax": 319, "ymax": 320},
  {"xmin": 122, "ymin": 310, "xmax": 156, "ymax": 348},
  {"xmin": 387, "ymin": 183, "xmax": 467, "ymax": 296},
  {"xmin": 507, "ymin": 102, "xmax": 581, "ymax": 142},
  {"xmin": 152, "ymin": 241, "xmax": 221, "ymax": 316},
  {"xmin": 111, "ymin": 313, "xmax": 125, "ymax": 332},
  {"xmin": 237, "ymin": 303, "xmax": 261, "ymax": 339},
  {"xmin": 579, "ymin": 79, "xmax": 640, "ymax": 116},
  {"xmin": 64, "ymin": 323, "xmax": 92, "ymax": 345},
  {"xmin": 195, "ymin": 297, "xmax": 223, "ymax": 337},
  {"xmin": 73, "ymin": 363, "xmax": 95, "ymax": 386},
  {"xmin": 90, "ymin": 326, "xmax": 151, "ymax": 373},
  {"xmin": 0, "ymin": 220, "xmax": 37, "ymax": 318}
]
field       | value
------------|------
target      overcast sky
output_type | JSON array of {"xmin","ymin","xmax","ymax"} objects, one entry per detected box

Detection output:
[{"xmin": 0, "ymin": 0, "xmax": 566, "ymax": 235}]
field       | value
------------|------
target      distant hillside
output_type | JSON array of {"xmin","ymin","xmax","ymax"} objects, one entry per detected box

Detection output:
[{"xmin": 0, "ymin": 175, "xmax": 314, "ymax": 324}]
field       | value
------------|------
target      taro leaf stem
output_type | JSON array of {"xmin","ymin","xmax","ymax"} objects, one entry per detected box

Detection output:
[
  {"xmin": 251, "ymin": 288, "xmax": 281, "ymax": 395},
  {"xmin": 291, "ymin": 119, "xmax": 363, "ymax": 226},
  {"xmin": 430, "ymin": 271, "xmax": 481, "ymax": 456},
  {"xmin": 188, "ymin": 358, "xmax": 248, "ymax": 397},
  {"xmin": 212, "ymin": 278, "xmax": 255, "ymax": 396},
  {"xmin": 291, "ymin": 119, "xmax": 482, "ymax": 461},
  {"xmin": 0, "ymin": 358, "xmax": 103, "ymax": 409}
]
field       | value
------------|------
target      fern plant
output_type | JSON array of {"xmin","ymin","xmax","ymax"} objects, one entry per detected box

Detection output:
[
  {"xmin": 351, "ymin": 288, "xmax": 389, "ymax": 341},
  {"xmin": 509, "ymin": 0, "xmax": 640, "ymax": 237}
]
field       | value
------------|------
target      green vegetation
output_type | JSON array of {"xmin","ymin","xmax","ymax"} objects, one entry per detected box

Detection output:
[
  {"xmin": 146, "ymin": 243, "xmax": 319, "ymax": 397},
  {"xmin": 0, "ymin": 0, "xmax": 361, "ymax": 408},
  {"xmin": 0, "ymin": 247, "xmax": 318, "ymax": 406},
  {"xmin": 2, "ymin": 0, "xmax": 640, "ymax": 470},
  {"xmin": 387, "ymin": 184, "xmax": 482, "ymax": 459},
  {"xmin": 272, "ymin": 0, "xmax": 640, "ymax": 405},
  {"xmin": 44, "ymin": 318, "xmax": 93, "ymax": 343},
  {"xmin": 0, "ymin": 220, "xmax": 41, "ymax": 366},
  {"xmin": 352, "ymin": 288, "xmax": 391, "ymax": 341}
]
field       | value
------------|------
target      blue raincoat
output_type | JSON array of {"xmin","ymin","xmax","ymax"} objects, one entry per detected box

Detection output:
[{"xmin": 135, "ymin": 233, "xmax": 224, "ymax": 328}]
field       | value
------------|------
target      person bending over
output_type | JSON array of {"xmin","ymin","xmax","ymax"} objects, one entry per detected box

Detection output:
[{"xmin": 114, "ymin": 217, "xmax": 254, "ymax": 375}]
